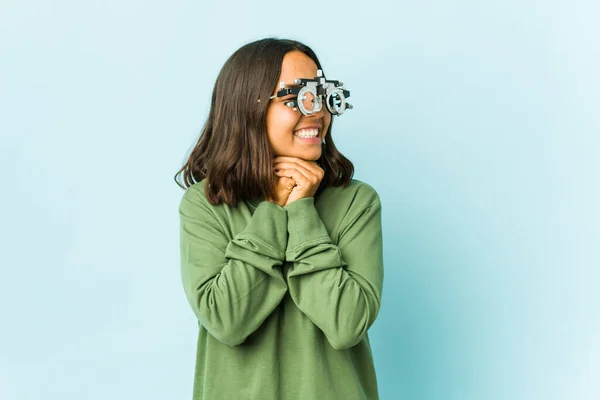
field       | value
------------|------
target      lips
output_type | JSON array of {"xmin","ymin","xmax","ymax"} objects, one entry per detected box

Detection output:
[
  {"xmin": 293, "ymin": 124, "xmax": 322, "ymax": 133},
  {"xmin": 294, "ymin": 129, "xmax": 319, "ymax": 139},
  {"xmin": 294, "ymin": 124, "xmax": 322, "ymax": 140}
]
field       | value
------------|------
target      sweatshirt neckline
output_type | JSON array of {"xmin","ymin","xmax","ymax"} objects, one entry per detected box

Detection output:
[{"xmin": 247, "ymin": 197, "xmax": 263, "ymax": 207}]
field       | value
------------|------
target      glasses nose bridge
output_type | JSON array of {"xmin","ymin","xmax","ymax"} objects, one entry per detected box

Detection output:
[{"xmin": 306, "ymin": 103, "xmax": 325, "ymax": 119}]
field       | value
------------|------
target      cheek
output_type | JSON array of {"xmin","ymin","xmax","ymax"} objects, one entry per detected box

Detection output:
[
  {"xmin": 323, "ymin": 114, "xmax": 332, "ymax": 134},
  {"xmin": 267, "ymin": 107, "xmax": 300, "ymax": 136}
]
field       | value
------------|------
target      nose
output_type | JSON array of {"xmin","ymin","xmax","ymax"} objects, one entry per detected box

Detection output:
[{"xmin": 307, "ymin": 101, "xmax": 326, "ymax": 119}]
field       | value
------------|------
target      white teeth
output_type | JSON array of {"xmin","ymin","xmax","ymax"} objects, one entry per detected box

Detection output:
[{"xmin": 294, "ymin": 128, "xmax": 319, "ymax": 138}]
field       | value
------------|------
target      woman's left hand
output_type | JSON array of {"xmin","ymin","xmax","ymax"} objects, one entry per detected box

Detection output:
[{"xmin": 273, "ymin": 156, "xmax": 324, "ymax": 206}]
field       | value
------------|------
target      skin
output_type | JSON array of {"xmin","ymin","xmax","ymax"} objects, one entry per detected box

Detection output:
[{"xmin": 265, "ymin": 51, "xmax": 330, "ymax": 207}]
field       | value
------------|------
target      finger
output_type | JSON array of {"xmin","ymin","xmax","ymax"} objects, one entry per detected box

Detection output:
[
  {"xmin": 279, "ymin": 177, "xmax": 296, "ymax": 190},
  {"xmin": 274, "ymin": 168, "xmax": 311, "ymax": 187},
  {"xmin": 274, "ymin": 158, "xmax": 324, "ymax": 179},
  {"xmin": 274, "ymin": 162, "xmax": 315, "ymax": 180},
  {"xmin": 275, "ymin": 162, "xmax": 321, "ymax": 186}
]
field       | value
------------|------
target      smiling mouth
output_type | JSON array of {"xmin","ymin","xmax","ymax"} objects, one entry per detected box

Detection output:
[{"xmin": 293, "ymin": 128, "xmax": 320, "ymax": 138}]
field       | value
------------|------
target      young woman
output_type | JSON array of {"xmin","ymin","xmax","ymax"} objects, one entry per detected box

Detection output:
[{"xmin": 174, "ymin": 38, "xmax": 384, "ymax": 400}]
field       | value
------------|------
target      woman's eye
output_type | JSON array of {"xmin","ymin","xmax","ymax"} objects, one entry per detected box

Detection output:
[{"xmin": 278, "ymin": 95, "xmax": 296, "ymax": 105}]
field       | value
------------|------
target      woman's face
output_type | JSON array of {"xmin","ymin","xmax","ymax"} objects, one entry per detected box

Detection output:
[{"xmin": 266, "ymin": 50, "xmax": 331, "ymax": 161}]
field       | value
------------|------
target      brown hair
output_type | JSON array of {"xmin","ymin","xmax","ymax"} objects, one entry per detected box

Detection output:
[{"xmin": 173, "ymin": 37, "xmax": 354, "ymax": 206}]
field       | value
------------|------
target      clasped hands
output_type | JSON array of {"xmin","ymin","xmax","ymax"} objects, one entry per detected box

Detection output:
[{"xmin": 266, "ymin": 156, "xmax": 325, "ymax": 207}]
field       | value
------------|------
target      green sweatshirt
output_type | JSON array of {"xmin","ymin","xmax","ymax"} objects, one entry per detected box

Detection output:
[{"xmin": 179, "ymin": 178, "xmax": 384, "ymax": 400}]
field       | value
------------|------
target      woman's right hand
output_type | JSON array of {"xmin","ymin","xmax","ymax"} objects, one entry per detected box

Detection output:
[{"xmin": 266, "ymin": 172, "xmax": 296, "ymax": 207}]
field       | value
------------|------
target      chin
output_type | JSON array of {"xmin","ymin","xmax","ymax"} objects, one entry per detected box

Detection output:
[
  {"xmin": 298, "ymin": 151, "xmax": 321, "ymax": 161},
  {"xmin": 279, "ymin": 149, "xmax": 321, "ymax": 161}
]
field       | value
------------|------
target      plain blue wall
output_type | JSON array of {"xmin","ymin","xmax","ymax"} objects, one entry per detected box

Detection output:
[{"xmin": 1, "ymin": 1, "xmax": 598, "ymax": 399}]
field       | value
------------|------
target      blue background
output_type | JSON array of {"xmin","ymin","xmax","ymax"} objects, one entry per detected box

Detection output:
[{"xmin": 1, "ymin": 1, "xmax": 598, "ymax": 399}]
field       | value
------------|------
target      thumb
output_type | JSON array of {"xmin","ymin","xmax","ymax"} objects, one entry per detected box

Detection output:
[{"xmin": 281, "ymin": 177, "xmax": 296, "ymax": 191}]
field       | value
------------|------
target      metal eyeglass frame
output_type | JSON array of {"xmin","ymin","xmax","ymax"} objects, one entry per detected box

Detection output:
[{"xmin": 267, "ymin": 69, "xmax": 353, "ymax": 116}]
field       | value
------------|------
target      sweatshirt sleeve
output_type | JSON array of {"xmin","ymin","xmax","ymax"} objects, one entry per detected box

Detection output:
[
  {"xmin": 283, "ymin": 191, "xmax": 384, "ymax": 350},
  {"xmin": 179, "ymin": 186, "xmax": 288, "ymax": 346}
]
